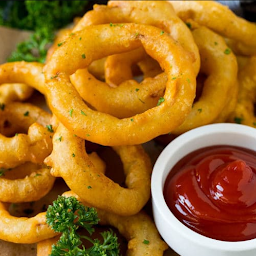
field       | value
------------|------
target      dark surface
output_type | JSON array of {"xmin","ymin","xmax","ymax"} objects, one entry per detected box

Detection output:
[
  {"xmin": 215, "ymin": 0, "xmax": 256, "ymax": 21},
  {"xmin": 240, "ymin": 0, "xmax": 256, "ymax": 21}
]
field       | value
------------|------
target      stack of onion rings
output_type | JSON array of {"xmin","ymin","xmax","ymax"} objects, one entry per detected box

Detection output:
[{"xmin": 0, "ymin": 1, "xmax": 254, "ymax": 255}]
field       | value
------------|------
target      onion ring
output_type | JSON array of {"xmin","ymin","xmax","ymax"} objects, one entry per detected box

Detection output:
[
  {"xmin": 228, "ymin": 56, "xmax": 256, "ymax": 127},
  {"xmin": 0, "ymin": 163, "xmax": 55, "ymax": 203},
  {"xmin": 170, "ymin": 0, "xmax": 256, "ymax": 56},
  {"xmin": 0, "ymin": 102, "xmax": 53, "ymax": 169},
  {"xmin": 43, "ymin": 23, "xmax": 196, "ymax": 146},
  {"xmin": 67, "ymin": 1, "xmax": 199, "ymax": 121},
  {"xmin": 172, "ymin": 26, "xmax": 238, "ymax": 134},
  {"xmin": 0, "ymin": 202, "xmax": 56, "ymax": 244},
  {"xmin": 45, "ymin": 122, "xmax": 152, "ymax": 216}
]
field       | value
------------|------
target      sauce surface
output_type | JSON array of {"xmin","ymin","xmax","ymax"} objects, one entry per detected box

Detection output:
[{"xmin": 164, "ymin": 145, "xmax": 256, "ymax": 241}]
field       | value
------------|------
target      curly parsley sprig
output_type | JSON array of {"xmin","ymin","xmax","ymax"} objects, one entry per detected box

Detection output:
[
  {"xmin": 46, "ymin": 196, "xmax": 120, "ymax": 256},
  {"xmin": 0, "ymin": 0, "xmax": 89, "ymax": 63}
]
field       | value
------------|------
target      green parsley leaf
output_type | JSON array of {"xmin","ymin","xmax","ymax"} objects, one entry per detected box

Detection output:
[
  {"xmin": 56, "ymin": 136, "xmax": 62, "ymax": 142},
  {"xmin": 46, "ymin": 124, "xmax": 54, "ymax": 133},
  {"xmin": 0, "ymin": 168, "xmax": 7, "ymax": 177},
  {"xmin": 57, "ymin": 42, "xmax": 64, "ymax": 47},
  {"xmin": 143, "ymin": 239, "xmax": 150, "ymax": 244},
  {"xmin": 0, "ymin": 103, "xmax": 5, "ymax": 111},
  {"xmin": 46, "ymin": 196, "xmax": 120, "ymax": 256},
  {"xmin": 224, "ymin": 48, "xmax": 231, "ymax": 55},
  {"xmin": 157, "ymin": 97, "xmax": 165, "ymax": 106},
  {"xmin": 24, "ymin": 111, "xmax": 29, "ymax": 116},
  {"xmin": 234, "ymin": 117, "xmax": 243, "ymax": 124},
  {"xmin": 81, "ymin": 110, "xmax": 87, "ymax": 116},
  {"xmin": 50, "ymin": 74, "xmax": 58, "ymax": 79},
  {"xmin": 186, "ymin": 22, "xmax": 191, "ymax": 29},
  {"xmin": 3, "ymin": 1, "xmax": 89, "ymax": 63}
]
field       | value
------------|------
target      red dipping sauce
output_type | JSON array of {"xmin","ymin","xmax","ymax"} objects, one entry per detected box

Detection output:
[{"xmin": 164, "ymin": 145, "xmax": 256, "ymax": 241}]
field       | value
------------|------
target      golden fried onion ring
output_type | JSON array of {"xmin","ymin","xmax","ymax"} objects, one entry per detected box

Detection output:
[
  {"xmin": 170, "ymin": 0, "xmax": 256, "ymax": 56},
  {"xmin": 0, "ymin": 202, "xmax": 56, "ymax": 244},
  {"xmin": 228, "ymin": 56, "xmax": 256, "ymax": 127},
  {"xmin": 37, "ymin": 191, "xmax": 168, "ymax": 256},
  {"xmin": 0, "ymin": 163, "xmax": 55, "ymax": 203},
  {"xmin": 172, "ymin": 26, "xmax": 238, "ymax": 134},
  {"xmin": 0, "ymin": 102, "xmax": 53, "ymax": 169},
  {"xmin": 45, "ymin": 122, "xmax": 152, "ymax": 216},
  {"xmin": 43, "ymin": 23, "xmax": 196, "ymax": 146}
]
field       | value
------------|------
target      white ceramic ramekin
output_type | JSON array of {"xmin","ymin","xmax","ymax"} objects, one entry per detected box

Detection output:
[{"xmin": 151, "ymin": 123, "xmax": 256, "ymax": 256}]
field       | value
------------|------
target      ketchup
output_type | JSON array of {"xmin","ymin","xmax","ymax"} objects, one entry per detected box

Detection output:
[{"xmin": 164, "ymin": 145, "xmax": 256, "ymax": 241}]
